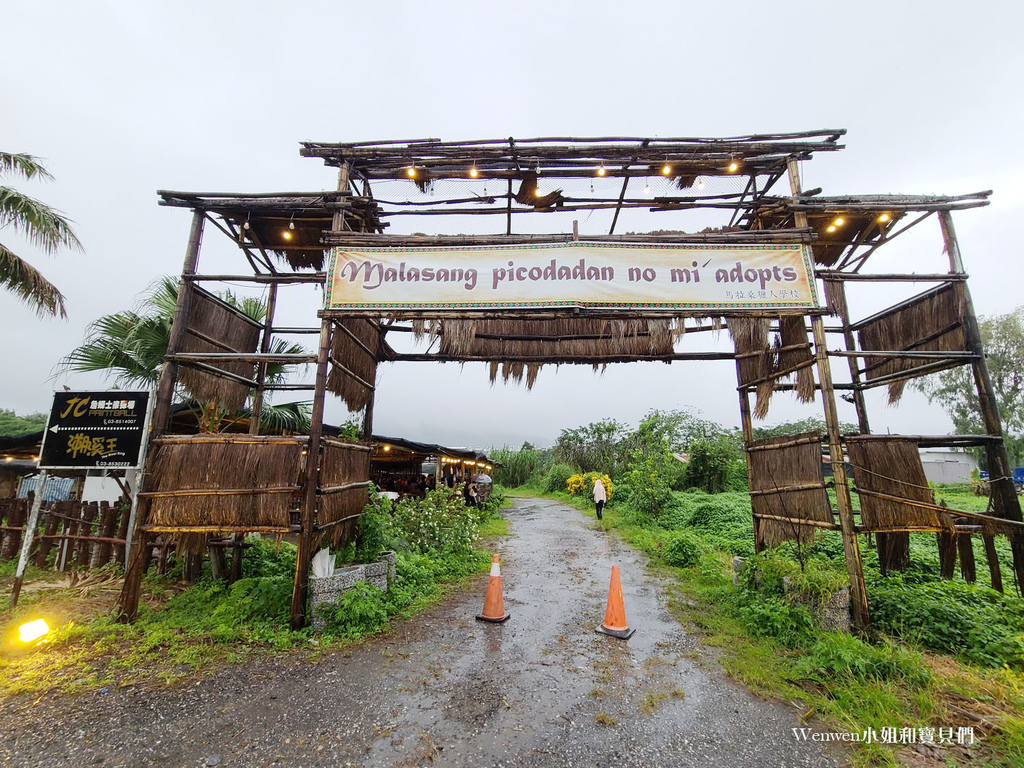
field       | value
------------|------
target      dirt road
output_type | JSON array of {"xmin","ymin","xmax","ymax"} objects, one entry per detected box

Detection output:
[{"xmin": 0, "ymin": 497, "xmax": 843, "ymax": 767}]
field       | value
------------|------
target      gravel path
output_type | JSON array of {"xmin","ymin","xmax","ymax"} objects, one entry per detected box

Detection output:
[{"xmin": 0, "ymin": 497, "xmax": 844, "ymax": 767}]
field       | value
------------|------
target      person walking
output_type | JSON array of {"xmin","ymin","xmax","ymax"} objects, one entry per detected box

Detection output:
[{"xmin": 593, "ymin": 476, "xmax": 607, "ymax": 520}]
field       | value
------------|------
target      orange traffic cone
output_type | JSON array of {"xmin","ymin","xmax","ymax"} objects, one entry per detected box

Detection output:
[
  {"xmin": 596, "ymin": 565, "xmax": 635, "ymax": 639},
  {"xmin": 476, "ymin": 554, "xmax": 510, "ymax": 623}
]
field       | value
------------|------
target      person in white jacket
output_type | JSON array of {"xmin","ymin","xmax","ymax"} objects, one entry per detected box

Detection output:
[{"xmin": 593, "ymin": 476, "xmax": 607, "ymax": 520}]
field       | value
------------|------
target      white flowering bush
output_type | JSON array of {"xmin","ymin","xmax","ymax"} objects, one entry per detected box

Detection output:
[{"xmin": 392, "ymin": 486, "xmax": 479, "ymax": 554}]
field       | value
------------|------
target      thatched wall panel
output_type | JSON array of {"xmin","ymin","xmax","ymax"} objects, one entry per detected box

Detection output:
[
  {"xmin": 857, "ymin": 284, "xmax": 966, "ymax": 403},
  {"xmin": 845, "ymin": 438, "xmax": 944, "ymax": 529},
  {"xmin": 178, "ymin": 290, "xmax": 261, "ymax": 413},
  {"xmin": 328, "ymin": 319, "xmax": 381, "ymax": 411},
  {"xmin": 747, "ymin": 431, "xmax": 832, "ymax": 548},
  {"xmin": 730, "ymin": 316, "xmax": 775, "ymax": 419},
  {"xmin": 317, "ymin": 439, "xmax": 371, "ymax": 548},
  {"xmin": 146, "ymin": 438, "xmax": 302, "ymax": 530}
]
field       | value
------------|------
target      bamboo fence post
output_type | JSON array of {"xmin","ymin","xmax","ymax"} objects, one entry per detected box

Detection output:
[
  {"xmin": 75, "ymin": 503, "xmax": 98, "ymax": 568},
  {"xmin": 939, "ymin": 210, "xmax": 1023, "ymax": 593},
  {"xmin": 957, "ymin": 533, "xmax": 977, "ymax": 583},
  {"xmin": 0, "ymin": 500, "xmax": 26, "ymax": 560},
  {"xmin": 118, "ymin": 209, "xmax": 205, "ymax": 622},
  {"xmin": 10, "ymin": 471, "xmax": 46, "ymax": 608},
  {"xmin": 735, "ymin": 371, "xmax": 762, "ymax": 552},
  {"xmin": 789, "ymin": 157, "xmax": 870, "ymax": 630},
  {"xmin": 92, "ymin": 502, "xmax": 117, "ymax": 568},
  {"xmin": 290, "ymin": 317, "xmax": 333, "ymax": 629},
  {"xmin": 35, "ymin": 508, "xmax": 60, "ymax": 568}
]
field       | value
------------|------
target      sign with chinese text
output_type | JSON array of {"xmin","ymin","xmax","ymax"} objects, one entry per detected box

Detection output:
[
  {"xmin": 325, "ymin": 242, "xmax": 818, "ymax": 311},
  {"xmin": 39, "ymin": 391, "xmax": 150, "ymax": 469}
]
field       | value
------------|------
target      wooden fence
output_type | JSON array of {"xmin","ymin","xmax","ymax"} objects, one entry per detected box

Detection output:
[{"xmin": 0, "ymin": 497, "xmax": 131, "ymax": 572}]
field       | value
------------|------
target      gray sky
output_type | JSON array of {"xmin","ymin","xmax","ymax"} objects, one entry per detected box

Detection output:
[{"xmin": 4, "ymin": 1, "xmax": 1023, "ymax": 450}]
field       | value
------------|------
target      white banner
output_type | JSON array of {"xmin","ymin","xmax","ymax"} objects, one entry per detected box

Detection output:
[{"xmin": 325, "ymin": 242, "xmax": 818, "ymax": 311}]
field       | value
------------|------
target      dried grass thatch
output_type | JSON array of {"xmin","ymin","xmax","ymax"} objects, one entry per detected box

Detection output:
[
  {"xmin": 327, "ymin": 319, "xmax": 382, "ymax": 411},
  {"xmin": 178, "ymin": 289, "xmax": 261, "ymax": 413},
  {"xmin": 857, "ymin": 284, "xmax": 966, "ymax": 403},
  {"xmin": 822, "ymin": 278, "xmax": 848, "ymax": 319},
  {"xmin": 729, "ymin": 316, "xmax": 775, "ymax": 418},
  {"xmin": 845, "ymin": 438, "xmax": 947, "ymax": 531},
  {"xmin": 747, "ymin": 431, "xmax": 833, "ymax": 548},
  {"xmin": 441, "ymin": 318, "xmax": 675, "ymax": 389},
  {"xmin": 317, "ymin": 438, "xmax": 371, "ymax": 548},
  {"xmin": 778, "ymin": 316, "xmax": 815, "ymax": 403},
  {"xmin": 145, "ymin": 436, "xmax": 303, "ymax": 542}
]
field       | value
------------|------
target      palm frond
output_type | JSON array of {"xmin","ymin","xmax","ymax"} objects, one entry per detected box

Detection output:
[
  {"xmin": 0, "ymin": 152, "xmax": 54, "ymax": 182},
  {"xmin": 0, "ymin": 186, "xmax": 83, "ymax": 254},
  {"xmin": 0, "ymin": 240, "xmax": 67, "ymax": 317}
]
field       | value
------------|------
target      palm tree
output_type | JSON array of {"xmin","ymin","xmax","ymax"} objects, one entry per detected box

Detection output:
[
  {"xmin": 61, "ymin": 277, "xmax": 311, "ymax": 433},
  {"xmin": 1, "ymin": 152, "xmax": 82, "ymax": 318}
]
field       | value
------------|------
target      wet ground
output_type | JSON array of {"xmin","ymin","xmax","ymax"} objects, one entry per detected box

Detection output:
[{"xmin": 0, "ymin": 497, "xmax": 844, "ymax": 767}]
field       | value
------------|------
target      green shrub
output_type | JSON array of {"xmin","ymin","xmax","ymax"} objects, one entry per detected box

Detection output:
[
  {"xmin": 737, "ymin": 596, "xmax": 814, "ymax": 645},
  {"xmin": 241, "ymin": 536, "xmax": 297, "ymax": 579},
  {"xmin": 794, "ymin": 632, "xmax": 932, "ymax": 688},
  {"xmin": 867, "ymin": 574, "xmax": 1024, "ymax": 668},
  {"xmin": 620, "ymin": 449, "xmax": 675, "ymax": 519},
  {"xmin": 661, "ymin": 530, "xmax": 707, "ymax": 568},
  {"xmin": 355, "ymin": 496, "xmax": 399, "ymax": 562},
  {"xmin": 683, "ymin": 437, "xmax": 742, "ymax": 493},
  {"xmin": 318, "ymin": 581, "xmax": 389, "ymax": 638},
  {"xmin": 392, "ymin": 486, "xmax": 479, "ymax": 554},
  {"xmin": 543, "ymin": 463, "xmax": 578, "ymax": 493}
]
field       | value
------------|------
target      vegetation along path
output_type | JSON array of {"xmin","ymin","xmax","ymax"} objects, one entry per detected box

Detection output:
[{"xmin": 0, "ymin": 497, "xmax": 842, "ymax": 767}]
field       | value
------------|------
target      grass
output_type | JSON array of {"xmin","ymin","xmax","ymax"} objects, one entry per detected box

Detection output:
[
  {"xmin": 0, "ymin": 503, "xmax": 511, "ymax": 702},
  {"xmin": 586, "ymin": 492, "xmax": 1024, "ymax": 768}
]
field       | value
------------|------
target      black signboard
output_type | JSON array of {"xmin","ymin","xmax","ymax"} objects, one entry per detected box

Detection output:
[{"xmin": 39, "ymin": 391, "xmax": 150, "ymax": 469}]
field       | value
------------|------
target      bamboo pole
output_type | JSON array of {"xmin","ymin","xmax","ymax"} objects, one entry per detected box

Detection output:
[
  {"xmin": 789, "ymin": 157, "xmax": 870, "ymax": 630},
  {"xmin": 248, "ymin": 283, "xmax": 279, "ymax": 435},
  {"xmin": 940, "ymin": 210, "xmax": 1023, "ymax": 593},
  {"xmin": 290, "ymin": 317, "xmax": 332, "ymax": 630},
  {"xmin": 117, "ymin": 210, "xmax": 204, "ymax": 623}
]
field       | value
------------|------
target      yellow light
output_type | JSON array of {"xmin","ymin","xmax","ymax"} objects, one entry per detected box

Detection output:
[
  {"xmin": 728, "ymin": 161, "xmax": 739, "ymax": 173},
  {"xmin": 661, "ymin": 164, "xmax": 672, "ymax": 176},
  {"xmin": 282, "ymin": 230, "xmax": 293, "ymax": 240},
  {"xmin": 833, "ymin": 217, "xmax": 845, "ymax": 227},
  {"xmin": 534, "ymin": 187, "xmax": 543, "ymax": 197},
  {"xmin": 4, "ymin": 457, "xmax": 12, "ymax": 462},
  {"xmin": 406, "ymin": 166, "xmax": 417, "ymax": 178},
  {"xmin": 596, "ymin": 165, "xmax": 606, "ymax": 176},
  {"xmin": 878, "ymin": 213, "xmax": 890, "ymax": 223},
  {"xmin": 827, "ymin": 225, "xmax": 837, "ymax": 233},
  {"xmin": 383, "ymin": 445, "xmax": 391, "ymax": 452},
  {"xmin": 18, "ymin": 619, "xmax": 49, "ymax": 644},
  {"xmin": 469, "ymin": 166, "xmax": 479, "ymax": 178}
]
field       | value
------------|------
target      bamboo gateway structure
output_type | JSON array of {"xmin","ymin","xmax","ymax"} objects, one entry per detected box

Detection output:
[{"xmin": 117, "ymin": 132, "xmax": 1024, "ymax": 631}]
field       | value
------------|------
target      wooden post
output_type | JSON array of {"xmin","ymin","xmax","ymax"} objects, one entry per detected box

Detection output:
[
  {"xmin": 10, "ymin": 470, "xmax": 46, "ymax": 607},
  {"xmin": 289, "ymin": 318, "xmax": 333, "ymax": 629},
  {"xmin": 117, "ymin": 210, "xmax": 205, "ymax": 622},
  {"xmin": 735, "ymin": 369, "xmax": 762, "ymax": 552},
  {"xmin": 788, "ymin": 157, "xmax": 870, "ymax": 630},
  {"xmin": 939, "ymin": 210, "xmax": 1023, "ymax": 593},
  {"xmin": 957, "ymin": 533, "xmax": 977, "ymax": 583}
]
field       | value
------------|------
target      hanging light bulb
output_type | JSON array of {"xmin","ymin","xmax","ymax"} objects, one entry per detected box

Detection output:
[
  {"xmin": 878, "ymin": 213, "xmax": 890, "ymax": 223},
  {"xmin": 406, "ymin": 165, "xmax": 417, "ymax": 178},
  {"xmin": 643, "ymin": 182, "xmax": 653, "ymax": 197},
  {"xmin": 596, "ymin": 164, "xmax": 606, "ymax": 177},
  {"xmin": 833, "ymin": 217, "xmax": 845, "ymax": 227},
  {"xmin": 469, "ymin": 164, "xmax": 479, "ymax": 178},
  {"xmin": 826, "ymin": 225, "xmax": 836, "ymax": 233},
  {"xmin": 728, "ymin": 158, "xmax": 739, "ymax": 173},
  {"xmin": 696, "ymin": 177, "xmax": 706, "ymax": 190},
  {"xmin": 661, "ymin": 162, "xmax": 672, "ymax": 176},
  {"xmin": 282, "ymin": 230, "xmax": 293, "ymax": 240},
  {"xmin": 288, "ymin": 217, "xmax": 295, "ymax": 230}
]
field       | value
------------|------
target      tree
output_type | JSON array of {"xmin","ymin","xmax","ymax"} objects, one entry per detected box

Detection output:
[
  {"xmin": 1, "ymin": 152, "xmax": 82, "ymax": 318},
  {"xmin": 916, "ymin": 307, "xmax": 1024, "ymax": 466},
  {"xmin": 0, "ymin": 409, "xmax": 47, "ymax": 436},
  {"xmin": 555, "ymin": 418, "xmax": 628, "ymax": 474},
  {"xmin": 60, "ymin": 277, "xmax": 311, "ymax": 433}
]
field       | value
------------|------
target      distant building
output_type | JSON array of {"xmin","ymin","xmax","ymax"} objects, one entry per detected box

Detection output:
[{"xmin": 919, "ymin": 449, "xmax": 978, "ymax": 484}]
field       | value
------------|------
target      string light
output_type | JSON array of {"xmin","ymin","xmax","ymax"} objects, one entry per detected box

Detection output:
[
  {"xmin": 833, "ymin": 217, "xmax": 845, "ymax": 227},
  {"xmin": 288, "ymin": 216, "xmax": 295, "ymax": 230},
  {"xmin": 406, "ymin": 165, "xmax": 417, "ymax": 178},
  {"xmin": 661, "ymin": 162, "xmax": 672, "ymax": 176},
  {"xmin": 282, "ymin": 230, "xmax": 293, "ymax": 240},
  {"xmin": 827, "ymin": 225, "xmax": 837, "ymax": 233},
  {"xmin": 878, "ymin": 213, "xmax": 890, "ymax": 223},
  {"xmin": 728, "ymin": 158, "xmax": 739, "ymax": 173},
  {"xmin": 596, "ymin": 164, "xmax": 606, "ymax": 177},
  {"xmin": 469, "ymin": 163, "xmax": 479, "ymax": 178}
]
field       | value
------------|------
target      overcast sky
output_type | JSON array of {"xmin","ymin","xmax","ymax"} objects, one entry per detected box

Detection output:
[{"xmin": 4, "ymin": 1, "xmax": 1023, "ymax": 450}]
